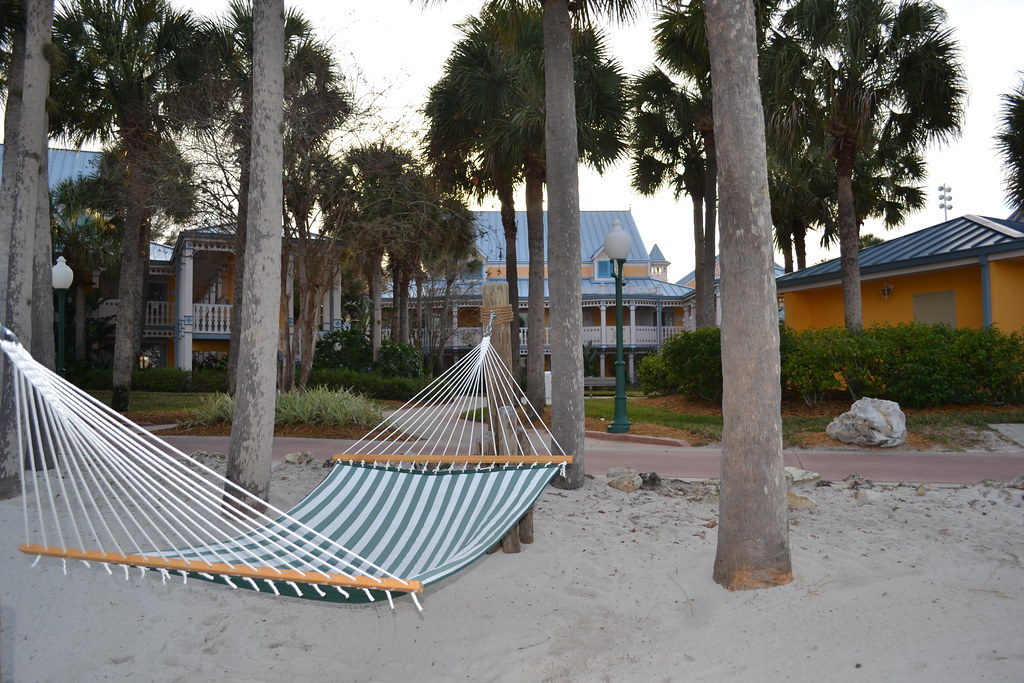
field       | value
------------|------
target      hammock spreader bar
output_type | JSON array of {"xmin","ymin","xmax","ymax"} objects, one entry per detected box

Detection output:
[
  {"xmin": 19, "ymin": 545, "xmax": 424, "ymax": 593},
  {"xmin": 333, "ymin": 454, "xmax": 574, "ymax": 465}
]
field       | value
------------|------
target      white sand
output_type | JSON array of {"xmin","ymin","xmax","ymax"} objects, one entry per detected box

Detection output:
[{"xmin": 2, "ymin": 464, "xmax": 1022, "ymax": 682}]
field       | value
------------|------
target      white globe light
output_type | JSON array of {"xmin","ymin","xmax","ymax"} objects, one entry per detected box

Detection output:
[
  {"xmin": 52, "ymin": 256, "xmax": 74, "ymax": 290},
  {"xmin": 603, "ymin": 220, "xmax": 632, "ymax": 261}
]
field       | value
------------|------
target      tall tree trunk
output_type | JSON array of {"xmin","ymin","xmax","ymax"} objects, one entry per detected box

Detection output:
[
  {"xmin": 0, "ymin": 23, "xmax": 25, "ymax": 322},
  {"xmin": 390, "ymin": 268, "xmax": 401, "ymax": 337},
  {"xmin": 225, "ymin": 0, "xmax": 285, "ymax": 510},
  {"xmin": 690, "ymin": 192, "xmax": 707, "ymax": 328},
  {"xmin": 110, "ymin": 144, "xmax": 148, "ymax": 411},
  {"xmin": 781, "ymin": 236, "xmax": 793, "ymax": 273},
  {"xmin": 497, "ymin": 181, "xmax": 521, "ymax": 367},
  {"xmin": 278, "ymin": 248, "xmax": 294, "ymax": 392},
  {"xmin": 705, "ymin": 0, "xmax": 791, "ymax": 590},
  {"xmin": 794, "ymin": 220, "xmax": 807, "ymax": 271},
  {"xmin": 74, "ymin": 282, "xmax": 87, "ymax": 361},
  {"xmin": 227, "ymin": 153, "xmax": 250, "ymax": 394},
  {"xmin": 699, "ymin": 136, "xmax": 718, "ymax": 327},
  {"xmin": 32, "ymin": 130, "xmax": 54, "ymax": 369},
  {"xmin": 524, "ymin": 167, "xmax": 546, "ymax": 413},
  {"xmin": 835, "ymin": 145, "xmax": 861, "ymax": 329},
  {"xmin": 398, "ymin": 271, "xmax": 410, "ymax": 345},
  {"xmin": 543, "ymin": 0, "xmax": 585, "ymax": 488},
  {"xmin": 369, "ymin": 257, "xmax": 383, "ymax": 363},
  {"xmin": 0, "ymin": 0, "xmax": 51, "ymax": 499}
]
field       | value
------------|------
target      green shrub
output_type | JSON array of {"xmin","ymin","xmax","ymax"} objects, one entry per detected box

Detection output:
[
  {"xmin": 314, "ymin": 328, "xmax": 423, "ymax": 378},
  {"xmin": 189, "ymin": 370, "xmax": 229, "ymax": 393},
  {"xmin": 69, "ymin": 367, "xmax": 228, "ymax": 393},
  {"xmin": 658, "ymin": 327, "xmax": 723, "ymax": 402},
  {"xmin": 646, "ymin": 322, "xmax": 1024, "ymax": 408},
  {"xmin": 308, "ymin": 367, "xmax": 429, "ymax": 401},
  {"xmin": 186, "ymin": 387, "xmax": 382, "ymax": 427}
]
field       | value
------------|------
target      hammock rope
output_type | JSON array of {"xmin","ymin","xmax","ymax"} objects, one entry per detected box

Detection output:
[{"xmin": 1, "ymin": 322, "xmax": 569, "ymax": 608}]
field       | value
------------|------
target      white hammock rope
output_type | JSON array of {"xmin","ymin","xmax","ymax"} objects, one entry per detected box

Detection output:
[{"xmin": 2, "ymin": 317, "xmax": 567, "ymax": 607}]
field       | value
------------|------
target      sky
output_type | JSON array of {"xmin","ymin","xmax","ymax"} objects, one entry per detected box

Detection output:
[{"xmin": 182, "ymin": 1, "xmax": 1024, "ymax": 280}]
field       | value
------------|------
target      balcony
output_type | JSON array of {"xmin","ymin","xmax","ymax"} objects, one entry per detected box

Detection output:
[{"xmin": 193, "ymin": 303, "xmax": 232, "ymax": 335}]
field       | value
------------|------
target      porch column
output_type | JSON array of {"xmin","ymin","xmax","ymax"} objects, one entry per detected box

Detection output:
[
  {"xmin": 628, "ymin": 303, "xmax": 636, "ymax": 346},
  {"xmin": 598, "ymin": 352, "xmax": 606, "ymax": 377},
  {"xmin": 175, "ymin": 242, "xmax": 194, "ymax": 370},
  {"xmin": 627, "ymin": 352, "xmax": 635, "ymax": 383},
  {"xmin": 599, "ymin": 304, "xmax": 607, "ymax": 346}
]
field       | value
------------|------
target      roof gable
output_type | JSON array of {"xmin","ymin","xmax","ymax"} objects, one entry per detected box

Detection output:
[{"xmin": 474, "ymin": 210, "xmax": 650, "ymax": 263}]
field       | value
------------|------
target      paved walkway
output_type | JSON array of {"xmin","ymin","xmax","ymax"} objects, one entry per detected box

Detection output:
[{"xmin": 162, "ymin": 434, "xmax": 1024, "ymax": 484}]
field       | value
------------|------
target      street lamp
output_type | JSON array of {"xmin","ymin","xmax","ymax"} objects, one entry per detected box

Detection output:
[
  {"xmin": 52, "ymin": 256, "xmax": 73, "ymax": 377},
  {"xmin": 603, "ymin": 220, "xmax": 631, "ymax": 434}
]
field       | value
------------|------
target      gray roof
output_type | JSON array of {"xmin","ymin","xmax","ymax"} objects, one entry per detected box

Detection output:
[
  {"xmin": 385, "ymin": 276, "xmax": 693, "ymax": 302},
  {"xmin": 648, "ymin": 243, "xmax": 668, "ymax": 263},
  {"xmin": 676, "ymin": 256, "xmax": 784, "ymax": 287},
  {"xmin": 150, "ymin": 242, "xmax": 174, "ymax": 262},
  {"xmin": 776, "ymin": 214, "xmax": 1024, "ymax": 288},
  {"xmin": 1010, "ymin": 206, "xmax": 1024, "ymax": 222},
  {"xmin": 0, "ymin": 144, "xmax": 101, "ymax": 188},
  {"xmin": 474, "ymin": 210, "xmax": 650, "ymax": 263}
]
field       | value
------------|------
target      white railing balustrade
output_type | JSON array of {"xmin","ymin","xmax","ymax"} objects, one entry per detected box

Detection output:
[
  {"xmin": 193, "ymin": 303, "xmax": 231, "ymax": 335},
  {"xmin": 633, "ymin": 326, "xmax": 660, "ymax": 345},
  {"xmin": 145, "ymin": 301, "xmax": 172, "ymax": 326}
]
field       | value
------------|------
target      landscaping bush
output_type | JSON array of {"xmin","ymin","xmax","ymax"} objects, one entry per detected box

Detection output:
[
  {"xmin": 313, "ymin": 328, "xmax": 423, "ymax": 378},
  {"xmin": 69, "ymin": 367, "xmax": 228, "ymax": 393},
  {"xmin": 186, "ymin": 387, "xmax": 382, "ymax": 427},
  {"xmin": 308, "ymin": 367, "xmax": 429, "ymax": 401},
  {"xmin": 645, "ymin": 322, "xmax": 1024, "ymax": 408}
]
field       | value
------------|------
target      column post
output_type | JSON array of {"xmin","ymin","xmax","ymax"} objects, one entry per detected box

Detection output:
[
  {"xmin": 628, "ymin": 303, "xmax": 636, "ymax": 346},
  {"xmin": 175, "ymin": 242, "xmax": 194, "ymax": 370},
  {"xmin": 599, "ymin": 304, "xmax": 607, "ymax": 346}
]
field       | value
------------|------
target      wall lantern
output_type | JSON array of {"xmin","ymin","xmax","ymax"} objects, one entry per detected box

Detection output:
[{"xmin": 880, "ymin": 283, "xmax": 894, "ymax": 300}]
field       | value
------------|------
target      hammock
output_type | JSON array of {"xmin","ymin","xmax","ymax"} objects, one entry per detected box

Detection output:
[{"xmin": 0, "ymin": 322, "xmax": 569, "ymax": 608}]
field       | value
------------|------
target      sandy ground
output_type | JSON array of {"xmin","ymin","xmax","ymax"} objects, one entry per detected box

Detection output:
[{"xmin": 2, "ymin": 463, "xmax": 1022, "ymax": 682}]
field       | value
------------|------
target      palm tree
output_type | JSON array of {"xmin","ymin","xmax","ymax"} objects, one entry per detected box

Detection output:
[
  {"xmin": 764, "ymin": 0, "xmax": 966, "ymax": 329},
  {"xmin": 628, "ymin": 66, "xmax": 713, "ymax": 321},
  {"xmin": 996, "ymin": 76, "xmax": 1024, "ymax": 212},
  {"xmin": 703, "ymin": 0, "xmax": 791, "ymax": 591},
  {"xmin": 50, "ymin": 175, "xmax": 121, "ymax": 362},
  {"xmin": 224, "ymin": 0, "xmax": 285, "ymax": 509},
  {"xmin": 768, "ymin": 143, "xmax": 835, "ymax": 272},
  {"xmin": 424, "ymin": 3, "xmax": 625, "ymax": 413},
  {"xmin": 52, "ymin": 0, "xmax": 203, "ymax": 410},
  {"xmin": 0, "ymin": 0, "xmax": 51, "ymax": 499}
]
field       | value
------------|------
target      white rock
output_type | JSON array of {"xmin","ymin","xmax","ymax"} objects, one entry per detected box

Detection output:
[
  {"xmin": 607, "ymin": 472, "xmax": 642, "ymax": 492},
  {"xmin": 855, "ymin": 488, "xmax": 881, "ymax": 505},
  {"xmin": 607, "ymin": 467, "xmax": 638, "ymax": 478},
  {"xmin": 284, "ymin": 451, "xmax": 315, "ymax": 466},
  {"xmin": 785, "ymin": 467, "xmax": 820, "ymax": 486},
  {"xmin": 826, "ymin": 397, "xmax": 907, "ymax": 448}
]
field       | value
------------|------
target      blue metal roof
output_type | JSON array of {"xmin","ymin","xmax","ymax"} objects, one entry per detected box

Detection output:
[
  {"xmin": 384, "ymin": 275, "xmax": 692, "ymax": 302},
  {"xmin": 776, "ymin": 215, "xmax": 1024, "ymax": 288},
  {"xmin": 474, "ymin": 210, "xmax": 650, "ymax": 263},
  {"xmin": 676, "ymin": 256, "xmax": 783, "ymax": 287},
  {"xmin": 648, "ymin": 243, "xmax": 667, "ymax": 263},
  {"xmin": 0, "ymin": 144, "xmax": 101, "ymax": 188}
]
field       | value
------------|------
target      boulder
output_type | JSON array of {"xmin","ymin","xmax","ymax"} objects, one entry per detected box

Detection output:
[
  {"xmin": 1009, "ymin": 474, "xmax": 1024, "ymax": 490},
  {"xmin": 608, "ymin": 470, "xmax": 642, "ymax": 493},
  {"xmin": 826, "ymin": 397, "xmax": 907, "ymax": 448},
  {"xmin": 787, "ymin": 490, "xmax": 817, "ymax": 508},
  {"xmin": 640, "ymin": 472, "xmax": 662, "ymax": 490},
  {"xmin": 284, "ymin": 450, "xmax": 315, "ymax": 466},
  {"xmin": 607, "ymin": 467, "xmax": 636, "ymax": 478},
  {"xmin": 785, "ymin": 467, "xmax": 820, "ymax": 487}
]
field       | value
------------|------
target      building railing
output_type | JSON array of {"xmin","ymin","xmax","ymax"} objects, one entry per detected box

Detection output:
[
  {"xmin": 193, "ymin": 303, "xmax": 232, "ymax": 335},
  {"xmin": 146, "ymin": 301, "xmax": 173, "ymax": 326}
]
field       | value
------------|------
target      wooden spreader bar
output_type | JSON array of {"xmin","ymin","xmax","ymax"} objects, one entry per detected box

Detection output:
[
  {"xmin": 20, "ymin": 544, "xmax": 423, "ymax": 593},
  {"xmin": 332, "ymin": 454, "xmax": 573, "ymax": 465}
]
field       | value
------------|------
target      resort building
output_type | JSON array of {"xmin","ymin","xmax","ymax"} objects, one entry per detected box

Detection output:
[
  {"xmin": 674, "ymin": 257, "xmax": 786, "ymax": 326},
  {"xmin": 777, "ymin": 214, "xmax": 1024, "ymax": 330},
  {"xmin": 89, "ymin": 211, "xmax": 693, "ymax": 379}
]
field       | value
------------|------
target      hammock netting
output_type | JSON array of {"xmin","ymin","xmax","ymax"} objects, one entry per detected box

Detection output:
[{"xmin": 0, "ymin": 323, "xmax": 567, "ymax": 608}]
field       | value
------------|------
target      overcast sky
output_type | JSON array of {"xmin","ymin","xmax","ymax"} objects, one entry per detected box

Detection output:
[{"xmin": 181, "ymin": 0, "xmax": 1024, "ymax": 280}]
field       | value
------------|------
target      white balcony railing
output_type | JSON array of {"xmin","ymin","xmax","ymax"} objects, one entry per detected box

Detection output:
[
  {"xmin": 193, "ymin": 303, "xmax": 231, "ymax": 335},
  {"xmin": 146, "ymin": 301, "xmax": 173, "ymax": 326},
  {"xmin": 633, "ymin": 326, "xmax": 660, "ymax": 345}
]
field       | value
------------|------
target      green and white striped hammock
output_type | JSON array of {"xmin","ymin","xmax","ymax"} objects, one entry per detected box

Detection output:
[{"xmin": 1, "ymin": 322, "xmax": 568, "ymax": 610}]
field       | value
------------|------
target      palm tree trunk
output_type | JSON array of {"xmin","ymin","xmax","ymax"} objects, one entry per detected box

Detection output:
[
  {"xmin": 525, "ymin": 166, "xmax": 546, "ymax": 413},
  {"xmin": 111, "ymin": 145, "xmax": 148, "ymax": 411},
  {"xmin": 0, "ymin": 0, "xmax": 52, "ymax": 499},
  {"xmin": 691, "ymin": 192, "xmax": 707, "ymax": 328},
  {"xmin": 699, "ymin": 136, "xmax": 718, "ymax": 327},
  {"xmin": 781, "ymin": 239, "xmax": 793, "ymax": 273},
  {"xmin": 31, "ymin": 130, "xmax": 54, "ymax": 369},
  {"xmin": 225, "ymin": 0, "xmax": 285, "ymax": 510},
  {"xmin": 0, "ymin": 23, "xmax": 25, "ymax": 322},
  {"xmin": 369, "ymin": 257, "xmax": 383, "ymax": 363},
  {"xmin": 836, "ymin": 147, "xmax": 862, "ymax": 329},
  {"xmin": 390, "ymin": 268, "xmax": 401, "ymax": 336},
  {"xmin": 543, "ymin": 0, "xmax": 585, "ymax": 488},
  {"xmin": 497, "ymin": 181, "xmax": 521, "ymax": 367},
  {"xmin": 227, "ymin": 152, "xmax": 250, "ymax": 394},
  {"xmin": 705, "ymin": 0, "xmax": 791, "ymax": 590},
  {"xmin": 794, "ymin": 220, "xmax": 807, "ymax": 271},
  {"xmin": 74, "ymin": 283, "xmax": 87, "ymax": 362},
  {"xmin": 398, "ymin": 271, "xmax": 411, "ymax": 344}
]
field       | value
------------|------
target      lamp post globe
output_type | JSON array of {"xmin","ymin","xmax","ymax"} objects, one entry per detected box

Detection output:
[
  {"xmin": 604, "ymin": 220, "xmax": 631, "ymax": 434},
  {"xmin": 52, "ymin": 256, "xmax": 74, "ymax": 377}
]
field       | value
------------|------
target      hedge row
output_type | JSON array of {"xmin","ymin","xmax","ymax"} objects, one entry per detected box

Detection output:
[
  {"xmin": 71, "ymin": 366, "xmax": 429, "ymax": 402},
  {"xmin": 638, "ymin": 323, "xmax": 1024, "ymax": 407}
]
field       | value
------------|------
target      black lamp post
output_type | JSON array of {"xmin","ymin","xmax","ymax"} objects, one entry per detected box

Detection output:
[
  {"xmin": 52, "ymin": 256, "xmax": 73, "ymax": 377},
  {"xmin": 603, "ymin": 220, "xmax": 631, "ymax": 434}
]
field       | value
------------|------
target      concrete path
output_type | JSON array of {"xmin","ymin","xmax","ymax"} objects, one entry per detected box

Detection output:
[
  {"xmin": 991, "ymin": 423, "xmax": 1024, "ymax": 448},
  {"xmin": 162, "ymin": 434, "xmax": 1024, "ymax": 485}
]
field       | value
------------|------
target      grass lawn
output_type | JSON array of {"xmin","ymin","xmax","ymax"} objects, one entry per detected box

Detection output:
[{"xmin": 583, "ymin": 398, "xmax": 1024, "ymax": 450}]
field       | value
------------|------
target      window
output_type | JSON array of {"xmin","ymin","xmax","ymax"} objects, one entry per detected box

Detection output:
[
  {"xmin": 913, "ymin": 290, "xmax": 956, "ymax": 326},
  {"xmin": 597, "ymin": 260, "xmax": 612, "ymax": 278}
]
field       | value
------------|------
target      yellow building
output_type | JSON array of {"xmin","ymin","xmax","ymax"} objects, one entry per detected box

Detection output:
[{"xmin": 777, "ymin": 214, "xmax": 1024, "ymax": 331}]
